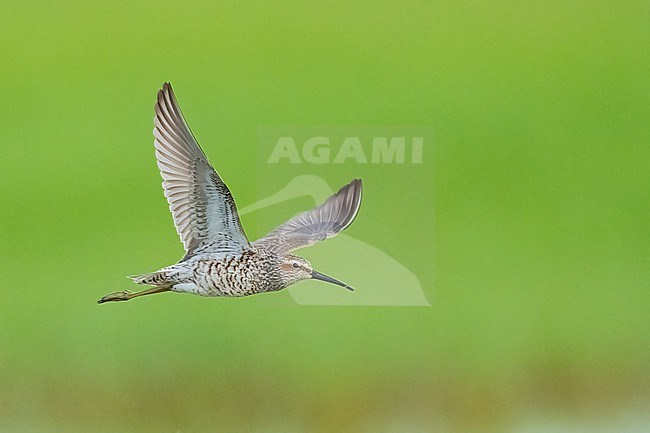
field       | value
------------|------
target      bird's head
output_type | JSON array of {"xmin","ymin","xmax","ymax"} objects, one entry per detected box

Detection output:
[{"xmin": 278, "ymin": 254, "xmax": 354, "ymax": 292}]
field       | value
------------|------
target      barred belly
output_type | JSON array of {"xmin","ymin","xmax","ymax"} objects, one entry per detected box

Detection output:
[{"xmin": 171, "ymin": 253, "xmax": 268, "ymax": 297}]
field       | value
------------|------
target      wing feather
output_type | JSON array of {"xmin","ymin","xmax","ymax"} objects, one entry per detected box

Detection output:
[
  {"xmin": 153, "ymin": 82, "xmax": 249, "ymax": 259},
  {"xmin": 253, "ymin": 179, "xmax": 362, "ymax": 253}
]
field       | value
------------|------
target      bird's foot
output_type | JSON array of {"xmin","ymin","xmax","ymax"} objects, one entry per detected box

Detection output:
[{"xmin": 98, "ymin": 290, "xmax": 133, "ymax": 304}]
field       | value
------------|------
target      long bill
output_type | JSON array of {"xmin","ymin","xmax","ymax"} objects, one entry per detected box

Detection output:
[{"xmin": 311, "ymin": 270, "xmax": 354, "ymax": 291}]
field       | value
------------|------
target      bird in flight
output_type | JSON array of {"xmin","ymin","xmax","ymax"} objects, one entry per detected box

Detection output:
[{"xmin": 99, "ymin": 83, "xmax": 362, "ymax": 303}]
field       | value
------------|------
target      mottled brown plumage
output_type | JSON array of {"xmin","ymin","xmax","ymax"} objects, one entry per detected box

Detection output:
[{"xmin": 98, "ymin": 83, "xmax": 362, "ymax": 304}]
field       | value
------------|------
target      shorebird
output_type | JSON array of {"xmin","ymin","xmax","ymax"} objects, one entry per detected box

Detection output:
[{"xmin": 98, "ymin": 83, "xmax": 362, "ymax": 303}]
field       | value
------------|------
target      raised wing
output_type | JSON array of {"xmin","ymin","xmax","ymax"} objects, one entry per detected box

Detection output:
[
  {"xmin": 253, "ymin": 179, "xmax": 362, "ymax": 254},
  {"xmin": 153, "ymin": 82, "xmax": 249, "ymax": 259}
]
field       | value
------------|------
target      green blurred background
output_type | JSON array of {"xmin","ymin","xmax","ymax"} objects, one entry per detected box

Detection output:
[{"xmin": 0, "ymin": 1, "xmax": 648, "ymax": 432}]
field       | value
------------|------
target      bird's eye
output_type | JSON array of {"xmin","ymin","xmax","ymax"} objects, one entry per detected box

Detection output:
[{"xmin": 292, "ymin": 262, "xmax": 300, "ymax": 269}]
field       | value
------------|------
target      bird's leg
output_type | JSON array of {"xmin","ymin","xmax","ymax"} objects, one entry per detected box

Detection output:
[{"xmin": 97, "ymin": 286, "xmax": 171, "ymax": 304}]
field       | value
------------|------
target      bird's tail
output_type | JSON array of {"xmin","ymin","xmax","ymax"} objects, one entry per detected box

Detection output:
[{"xmin": 128, "ymin": 272, "xmax": 169, "ymax": 286}]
